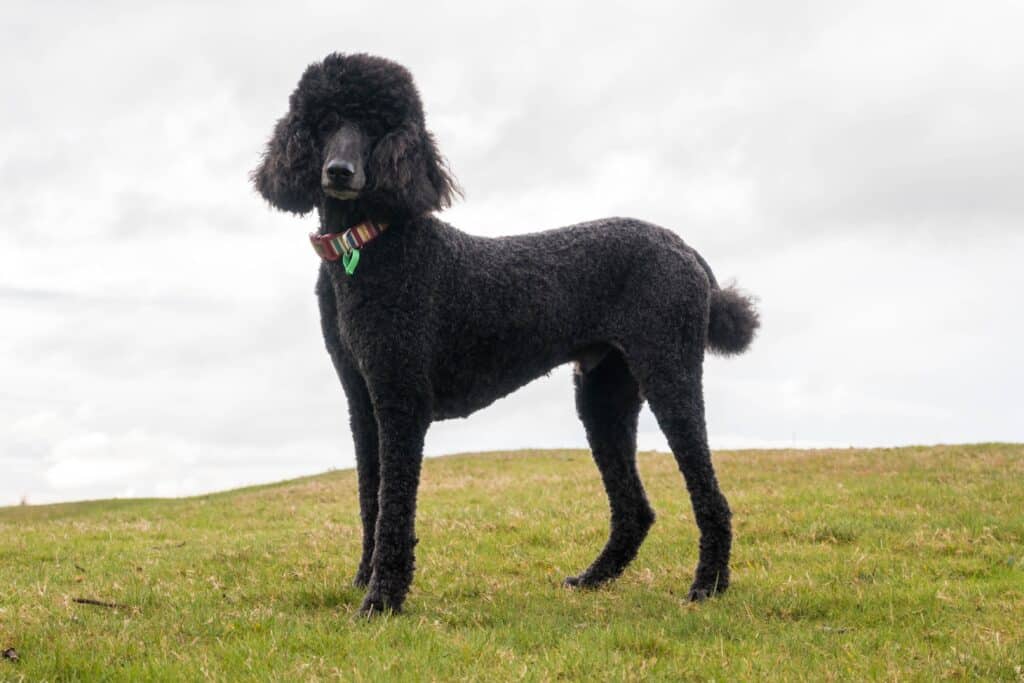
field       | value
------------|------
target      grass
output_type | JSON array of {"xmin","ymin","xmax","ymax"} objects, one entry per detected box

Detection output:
[{"xmin": 1, "ymin": 444, "xmax": 1022, "ymax": 681}]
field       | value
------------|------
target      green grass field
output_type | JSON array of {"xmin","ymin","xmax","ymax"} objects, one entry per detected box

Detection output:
[{"xmin": 1, "ymin": 444, "xmax": 1022, "ymax": 681}]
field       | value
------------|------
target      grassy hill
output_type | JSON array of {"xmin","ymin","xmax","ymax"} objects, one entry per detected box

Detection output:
[{"xmin": 1, "ymin": 445, "xmax": 1022, "ymax": 680}]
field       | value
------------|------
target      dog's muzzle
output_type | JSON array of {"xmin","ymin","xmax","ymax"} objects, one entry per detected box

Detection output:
[{"xmin": 324, "ymin": 187, "xmax": 360, "ymax": 200}]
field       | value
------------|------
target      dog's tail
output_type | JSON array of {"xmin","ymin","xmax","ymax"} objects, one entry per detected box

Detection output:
[{"xmin": 690, "ymin": 248, "xmax": 760, "ymax": 356}]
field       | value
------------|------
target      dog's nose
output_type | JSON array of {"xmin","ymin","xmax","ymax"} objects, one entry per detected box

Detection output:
[{"xmin": 325, "ymin": 160, "xmax": 355, "ymax": 183}]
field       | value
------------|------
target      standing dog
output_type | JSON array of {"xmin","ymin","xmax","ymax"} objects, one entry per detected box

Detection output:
[{"xmin": 253, "ymin": 53, "xmax": 759, "ymax": 615}]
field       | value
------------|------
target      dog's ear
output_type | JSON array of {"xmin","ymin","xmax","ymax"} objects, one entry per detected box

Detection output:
[
  {"xmin": 251, "ymin": 111, "xmax": 319, "ymax": 214},
  {"xmin": 368, "ymin": 121, "xmax": 459, "ymax": 217}
]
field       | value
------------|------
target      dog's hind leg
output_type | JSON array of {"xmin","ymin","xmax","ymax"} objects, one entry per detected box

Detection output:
[
  {"xmin": 565, "ymin": 349, "xmax": 655, "ymax": 588},
  {"xmin": 633, "ymin": 345, "xmax": 732, "ymax": 602}
]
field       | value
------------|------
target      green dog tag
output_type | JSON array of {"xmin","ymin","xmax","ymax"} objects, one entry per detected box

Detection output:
[{"xmin": 343, "ymin": 248, "xmax": 361, "ymax": 276}]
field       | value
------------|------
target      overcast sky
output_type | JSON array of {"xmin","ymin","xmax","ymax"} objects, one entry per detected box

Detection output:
[{"xmin": 2, "ymin": 1, "xmax": 1022, "ymax": 505}]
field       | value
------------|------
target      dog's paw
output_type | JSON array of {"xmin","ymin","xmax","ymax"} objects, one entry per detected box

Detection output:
[
  {"xmin": 686, "ymin": 586, "xmax": 712, "ymax": 602},
  {"xmin": 686, "ymin": 578, "xmax": 728, "ymax": 602},
  {"xmin": 563, "ymin": 573, "xmax": 606, "ymax": 589},
  {"xmin": 357, "ymin": 592, "xmax": 402, "ymax": 617},
  {"xmin": 352, "ymin": 571, "xmax": 371, "ymax": 589}
]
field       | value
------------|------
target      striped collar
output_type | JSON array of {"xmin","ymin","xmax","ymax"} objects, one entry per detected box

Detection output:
[{"xmin": 309, "ymin": 220, "xmax": 388, "ymax": 268}]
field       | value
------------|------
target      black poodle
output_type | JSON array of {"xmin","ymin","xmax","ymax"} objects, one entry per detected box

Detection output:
[{"xmin": 253, "ymin": 53, "xmax": 759, "ymax": 615}]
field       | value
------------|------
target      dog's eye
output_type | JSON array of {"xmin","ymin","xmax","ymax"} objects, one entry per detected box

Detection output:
[{"xmin": 318, "ymin": 115, "xmax": 339, "ymax": 136}]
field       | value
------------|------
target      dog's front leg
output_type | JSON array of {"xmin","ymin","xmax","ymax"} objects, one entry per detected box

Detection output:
[
  {"xmin": 342, "ymin": 373, "xmax": 380, "ymax": 588},
  {"xmin": 317, "ymin": 269, "xmax": 381, "ymax": 587},
  {"xmin": 359, "ymin": 397, "xmax": 430, "ymax": 615}
]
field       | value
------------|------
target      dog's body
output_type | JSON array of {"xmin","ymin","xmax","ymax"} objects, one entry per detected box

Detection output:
[
  {"xmin": 322, "ymin": 216, "xmax": 726, "ymax": 421},
  {"xmin": 255, "ymin": 54, "xmax": 759, "ymax": 614}
]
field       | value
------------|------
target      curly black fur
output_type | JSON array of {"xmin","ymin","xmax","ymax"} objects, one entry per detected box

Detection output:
[
  {"xmin": 253, "ymin": 53, "xmax": 759, "ymax": 615},
  {"xmin": 708, "ymin": 287, "xmax": 760, "ymax": 355},
  {"xmin": 253, "ymin": 53, "xmax": 458, "ymax": 219}
]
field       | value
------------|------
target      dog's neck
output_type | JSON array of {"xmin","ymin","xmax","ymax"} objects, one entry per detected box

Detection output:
[{"xmin": 318, "ymin": 196, "xmax": 373, "ymax": 235}]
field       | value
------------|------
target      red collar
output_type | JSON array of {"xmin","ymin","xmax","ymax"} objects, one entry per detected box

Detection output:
[{"xmin": 309, "ymin": 220, "xmax": 388, "ymax": 262}]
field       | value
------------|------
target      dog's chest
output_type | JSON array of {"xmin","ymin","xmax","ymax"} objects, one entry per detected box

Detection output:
[{"xmin": 326, "ymin": 265, "xmax": 425, "ymax": 354}]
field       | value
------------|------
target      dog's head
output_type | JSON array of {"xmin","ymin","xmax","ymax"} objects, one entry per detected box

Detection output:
[{"xmin": 252, "ymin": 53, "xmax": 458, "ymax": 220}]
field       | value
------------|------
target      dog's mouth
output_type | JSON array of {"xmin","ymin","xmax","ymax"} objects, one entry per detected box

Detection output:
[{"xmin": 323, "ymin": 187, "xmax": 361, "ymax": 200}]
